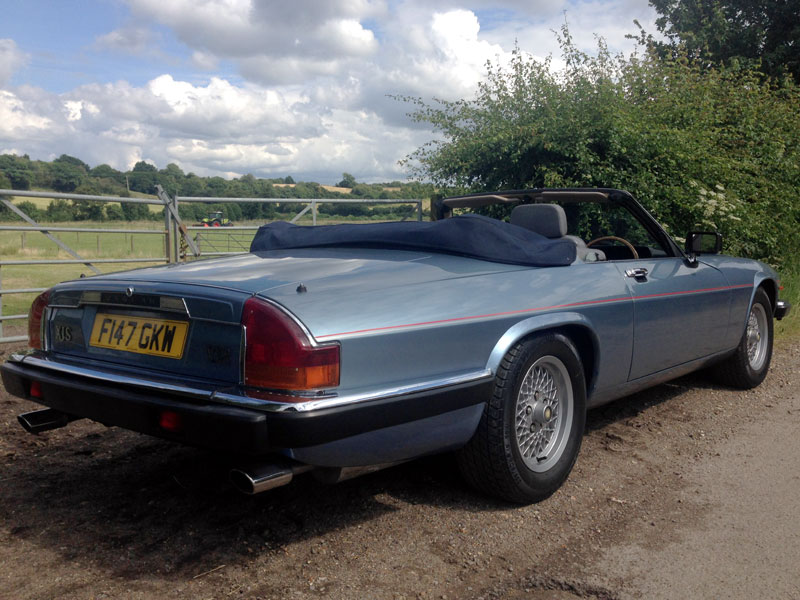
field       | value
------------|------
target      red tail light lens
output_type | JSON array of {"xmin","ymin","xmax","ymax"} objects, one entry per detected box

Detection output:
[
  {"xmin": 28, "ymin": 289, "xmax": 51, "ymax": 350},
  {"xmin": 29, "ymin": 380, "xmax": 43, "ymax": 398},
  {"xmin": 158, "ymin": 410, "xmax": 183, "ymax": 432},
  {"xmin": 242, "ymin": 297, "xmax": 340, "ymax": 391}
]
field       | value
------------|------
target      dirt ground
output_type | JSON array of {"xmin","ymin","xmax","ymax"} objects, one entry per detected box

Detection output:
[{"xmin": 0, "ymin": 340, "xmax": 797, "ymax": 600}]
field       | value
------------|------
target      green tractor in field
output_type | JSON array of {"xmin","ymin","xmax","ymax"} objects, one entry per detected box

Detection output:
[{"xmin": 197, "ymin": 210, "xmax": 233, "ymax": 227}]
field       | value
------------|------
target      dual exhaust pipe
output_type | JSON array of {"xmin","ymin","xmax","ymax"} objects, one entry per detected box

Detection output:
[
  {"xmin": 229, "ymin": 461, "xmax": 399, "ymax": 495},
  {"xmin": 18, "ymin": 408, "xmax": 394, "ymax": 495}
]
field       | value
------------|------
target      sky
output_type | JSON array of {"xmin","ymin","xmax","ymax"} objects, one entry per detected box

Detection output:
[{"xmin": 0, "ymin": 0, "xmax": 660, "ymax": 184}]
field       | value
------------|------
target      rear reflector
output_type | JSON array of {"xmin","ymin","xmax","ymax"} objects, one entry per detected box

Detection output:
[
  {"xmin": 158, "ymin": 410, "xmax": 183, "ymax": 432},
  {"xmin": 29, "ymin": 380, "xmax": 43, "ymax": 399},
  {"xmin": 242, "ymin": 297, "xmax": 339, "ymax": 391}
]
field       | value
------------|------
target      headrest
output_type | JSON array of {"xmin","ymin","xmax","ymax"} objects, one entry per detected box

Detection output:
[{"xmin": 510, "ymin": 204, "xmax": 567, "ymax": 238}]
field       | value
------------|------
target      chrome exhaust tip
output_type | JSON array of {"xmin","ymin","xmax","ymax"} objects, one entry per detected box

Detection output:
[
  {"xmin": 229, "ymin": 460, "xmax": 314, "ymax": 495},
  {"xmin": 17, "ymin": 409, "xmax": 78, "ymax": 434}
]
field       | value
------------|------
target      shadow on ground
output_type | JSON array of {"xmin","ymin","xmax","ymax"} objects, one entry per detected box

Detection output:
[{"xmin": 0, "ymin": 370, "xmax": 723, "ymax": 580}]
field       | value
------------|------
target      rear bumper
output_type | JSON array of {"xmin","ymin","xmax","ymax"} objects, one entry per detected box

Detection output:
[{"xmin": 1, "ymin": 356, "xmax": 492, "ymax": 456}]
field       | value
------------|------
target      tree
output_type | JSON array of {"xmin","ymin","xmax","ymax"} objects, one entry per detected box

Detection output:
[
  {"xmin": 0, "ymin": 154, "xmax": 33, "ymax": 190},
  {"xmin": 90, "ymin": 164, "xmax": 123, "ymax": 180},
  {"xmin": 400, "ymin": 27, "xmax": 800, "ymax": 267},
  {"xmin": 46, "ymin": 199, "xmax": 75, "ymax": 221},
  {"xmin": 49, "ymin": 161, "xmax": 85, "ymax": 192},
  {"xmin": 128, "ymin": 161, "xmax": 158, "ymax": 194},
  {"xmin": 649, "ymin": 0, "xmax": 800, "ymax": 82},
  {"xmin": 337, "ymin": 172, "xmax": 357, "ymax": 188},
  {"xmin": 205, "ymin": 176, "xmax": 228, "ymax": 197},
  {"xmin": 105, "ymin": 204, "xmax": 125, "ymax": 220},
  {"xmin": 54, "ymin": 154, "xmax": 90, "ymax": 172},
  {"xmin": 15, "ymin": 201, "xmax": 43, "ymax": 221},
  {"xmin": 180, "ymin": 173, "xmax": 205, "ymax": 197},
  {"xmin": 71, "ymin": 200, "xmax": 105, "ymax": 221},
  {"xmin": 121, "ymin": 201, "xmax": 151, "ymax": 221},
  {"xmin": 132, "ymin": 161, "xmax": 157, "ymax": 172},
  {"xmin": 158, "ymin": 163, "xmax": 185, "ymax": 195}
]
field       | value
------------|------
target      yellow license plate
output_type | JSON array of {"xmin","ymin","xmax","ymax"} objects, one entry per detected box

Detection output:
[{"xmin": 89, "ymin": 313, "xmax": 189, "ymax": 359}]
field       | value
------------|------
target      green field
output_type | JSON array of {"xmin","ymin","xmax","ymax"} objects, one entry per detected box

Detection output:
[{"xmin": 0, "ymin": 220, "xmax": 169, "ymax": 321}]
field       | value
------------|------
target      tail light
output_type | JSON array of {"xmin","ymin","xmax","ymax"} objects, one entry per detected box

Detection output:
[
  {"xmin": 242, "ymin": 297, "xmax": 339, "ymax": 391},
  {"xmin": 28, "ymin": 288, "xmax": 52, "ymax": 350}
]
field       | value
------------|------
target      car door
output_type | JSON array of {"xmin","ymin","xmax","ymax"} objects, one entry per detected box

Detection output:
[
  {"xmin": 560, "ymin": 197, "xmax": 732, "ymax": 381},
  {"xmin": 616, "ymin": 258, "xmax": 731, "ymax": 380}
]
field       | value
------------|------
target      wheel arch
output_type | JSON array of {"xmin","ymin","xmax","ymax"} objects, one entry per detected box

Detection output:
[
  {"xmin": 485, "ymin": 312, "xmax": 599, "ymax": 398},
  {"xmin": 737, "ymin": 276, "xmax": 778, "ymax": 335},
  {"xmin": 755, "ymin": 277, "xmax": 777, "ymax": 314}
]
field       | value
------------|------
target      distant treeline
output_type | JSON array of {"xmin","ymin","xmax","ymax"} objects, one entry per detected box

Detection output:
[{"xmin": 0, "ymin": 154, "xmax": 433, "ymax": 222}]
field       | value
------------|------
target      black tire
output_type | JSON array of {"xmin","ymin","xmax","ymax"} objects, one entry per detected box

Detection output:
[
  {"xmin": 713, "ymin": 288, "xmax": 773, "ymax": 389},
  {"xmin": 456, "ymin": 333, "xmax": 587, "ymax": 504}
]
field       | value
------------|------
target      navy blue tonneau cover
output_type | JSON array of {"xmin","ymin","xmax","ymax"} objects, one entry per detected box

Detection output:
[{"xmin": 250, "ymin": 215, "xmax": 575, "ymax": 267}]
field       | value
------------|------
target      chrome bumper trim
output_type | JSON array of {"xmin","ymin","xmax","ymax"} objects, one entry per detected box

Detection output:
[
  {"xmin": 775, "ymin": 300, "xmax": 790, "ymax": 320},
  {"xmin": 8, "ymin": 353, "xmax": 493, "ymax": 414}
]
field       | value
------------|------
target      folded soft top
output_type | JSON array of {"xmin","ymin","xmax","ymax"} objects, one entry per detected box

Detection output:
[{"xmin": 249, "ymin": 214, "xmax": 575, "ymax": 267}]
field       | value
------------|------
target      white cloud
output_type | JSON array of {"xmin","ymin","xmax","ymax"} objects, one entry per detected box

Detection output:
[
  {"xmin": 95, "ymin": 26, "xmax": 161, "ymax": 56},
  {"xmin": 126, "ymin": 0, "xmax": 379, "ymax": 82},
  {"xmin": 1, "ymin": 1, "xmax": 661, "ymax": 182},
  {"xmin": 477, "ymin": 0, "xmax": 660, "ymax": 60},
  {"xmin": 428, "ymin": 10, "xmax": 507, "ymax": 90},
  {"xmin": 0, "ymin": 90, "xmax": 53, "ymax": 138},
  {"xmin": 191, "ymin": 50, "xmax": 219, "ymax": 71},
  {"xmin": 0, "ymin": 39, "xmax": 29, "ymax": 86}
]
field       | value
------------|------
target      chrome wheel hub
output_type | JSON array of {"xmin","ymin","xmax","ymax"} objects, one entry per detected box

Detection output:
[
  {"xmin": 746, "ymin": 303, "xmax": 769, "ymax": 371},
  {"xmin": 515, "ymin": 355, "xmax": 573, "ymax": 472}
]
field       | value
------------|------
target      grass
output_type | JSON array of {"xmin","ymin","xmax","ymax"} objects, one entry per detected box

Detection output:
[
  {"xmin": 775, "ymin": 265, "xmax": 799, "ymax": 342},
  {"xmin": 0, "ymin": 221, "xmax": 169, "ymax": 318}
]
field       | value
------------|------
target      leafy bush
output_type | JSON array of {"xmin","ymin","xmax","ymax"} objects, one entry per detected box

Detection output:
[
  {"xmin": 71, "ymin": 200, "xmax": 105, "ymax": 221},
  {"xmin": 46, "ymin": 199, "xmax": 75, "ymax": 221},
  {"xmin": 15, "ymin": 201, "xmax": 43, "ymax": 221},
  {"xmin": 105, "ymin": 204, "xmax": 125, "ymax": 220},
  {"xmin": 121, "ymin": 201, "xmax": 152, "ymax": 221},
  {"xmin": 400, "ymin": 27, "xmax": 800, "ymax": 267}
]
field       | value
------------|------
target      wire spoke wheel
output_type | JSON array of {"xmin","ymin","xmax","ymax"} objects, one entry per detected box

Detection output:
[
  {"xmin": 514, "ymin": 356, "xmax": 573, "ymax": 472},
  {"xmin": 456, "ymin": 333, "xmax": 586, "ymax": 504},
  {"xmin": 746, "ymin": 303, "xmax": 769, "ymax": 371},
  {"xmin": 713, "ymin": 288, "xmax": 773, "ymax": 390}
]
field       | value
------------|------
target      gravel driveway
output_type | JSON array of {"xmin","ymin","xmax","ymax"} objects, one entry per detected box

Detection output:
[{"xmin": 1, "ymin": 341, "xmax": 797, "ymax": 599}]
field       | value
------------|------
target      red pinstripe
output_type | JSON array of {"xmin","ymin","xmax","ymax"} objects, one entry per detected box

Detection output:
[{"xmin": 315, "ymin": 283, "xmax": 754, "ymax": 340}]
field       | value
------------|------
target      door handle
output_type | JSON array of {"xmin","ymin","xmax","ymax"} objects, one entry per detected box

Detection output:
[{"xmin": 625, "ymin": 268, "xmax": 648, "ymax": 279}]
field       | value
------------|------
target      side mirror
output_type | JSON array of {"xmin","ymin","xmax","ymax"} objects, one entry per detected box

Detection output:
[{"xmin": 685, "ymin": 231, "xmax": 723, "ymax": 255}]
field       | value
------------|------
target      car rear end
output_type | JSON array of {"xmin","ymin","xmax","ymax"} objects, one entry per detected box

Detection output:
[{"xmin": 2, "ymin": 276, "xmax": 343, "ymax": 457}]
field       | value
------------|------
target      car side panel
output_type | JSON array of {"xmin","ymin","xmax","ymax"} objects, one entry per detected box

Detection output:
[
  {"xmin": 280, "ymin": 262, "xmax": 634, "ymax": 402},
  {"xmin": 618, "ymin": 258, "xmax": 733, "ymax": 379}
]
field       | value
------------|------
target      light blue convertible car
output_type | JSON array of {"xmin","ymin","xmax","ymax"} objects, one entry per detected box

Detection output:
[{"xmin": 1, "ymin": 188, "xmax": 790, "ymax": 503}]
